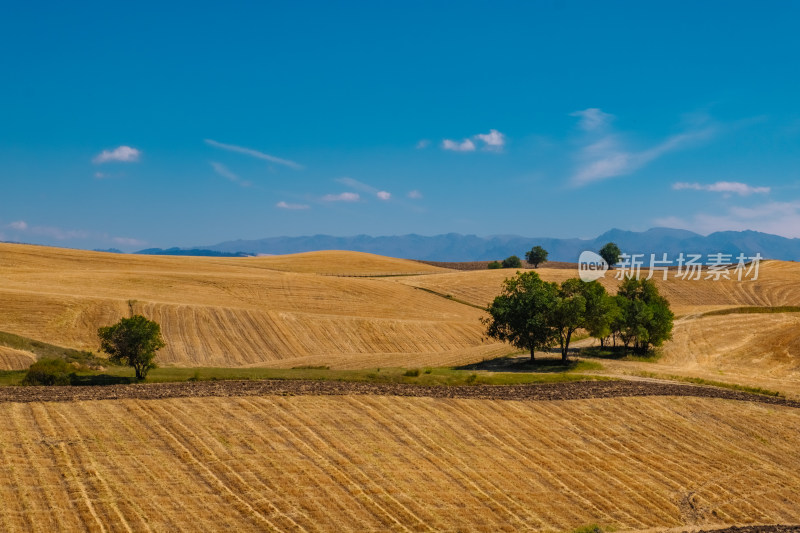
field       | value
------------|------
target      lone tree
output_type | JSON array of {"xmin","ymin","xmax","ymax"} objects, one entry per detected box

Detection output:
[
  {"xmin": 599, "ymin": 242, "xmax": 622, "ymax": 268},
  {"xmin": 502, "ymin": 255, "xmax": 523, "ymax": 268},
  {"xmin": 483, "ymin": 271, "xmax": 557, "ymax": 361},
  {"xmin": 98, "ymin": 315, "xmax": 165, "ymax": 380},
  {"xmin": 525, "ymin": 246, "xmax": 549, "ymax": 268}
]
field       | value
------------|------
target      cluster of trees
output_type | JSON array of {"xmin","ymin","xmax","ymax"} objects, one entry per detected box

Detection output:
[
  {"xmin": 489, "ymin": 242, "xmax": 623, "ymax": 271},
  {"xmin": 483, "ymin": 271, "xmax": 673, "ymax": 362}
]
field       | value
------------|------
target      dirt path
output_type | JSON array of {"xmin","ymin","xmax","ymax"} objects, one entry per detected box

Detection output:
[{"xmin": 1, "ymin": 378, "xmax": 799, "ymax": 408}]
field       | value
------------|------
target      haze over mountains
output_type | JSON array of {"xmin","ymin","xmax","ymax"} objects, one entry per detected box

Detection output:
[{"xmin": 134, "ymin": 228, "xmax": 800, "ymax": 262}]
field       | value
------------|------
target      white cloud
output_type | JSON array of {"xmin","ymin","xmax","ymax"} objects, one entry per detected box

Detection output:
[
  {"xmin": 94, "ymin": 172, "xmax": 107, "ymax": 179},
  {"xmin": 673, "ymin": 181, "xmax": 770, "ymax": 196},
  {"xmin": 570, "ymin": 108, "xmax": 614, "ymax": 131},
  {"xmin": 205, "ymin": 139, "xmax": 303, "ymax": 170},
  {"xmin": 442, "ymin": 138, "xmax": 476, "ymax": 152},
  {"xmin": 416, "ymin": 139, "xmax": 430, "ymax": 149},
  {"xmin": 112, "ymin": 237, "xmax": 146, "ymax": 247},
  {"xmin": 276, "ymin": 201, "xmax": 310, "ymax": 210},
  {"xmin": 654, "ymin": 200, "xmax": 800, "ymax": 238},
  {"xmin": 93, "ymin": 146, "xmax": 141, "ymax": 164},
  {"xmin": 407, "ymin": 190, "xmax": 423, "ymax": 199},
  {"xmin": 10, "ymin": 222, "xmax": 89, "ymax": 241},
  {"xmin": 335, "ymin": 177, "xmax": 392, "ymax": 201},
  {"xmin": 474, "ymin": 129, "xmax": 506, "ymax": 151},
  {"xmin": 210, "ymin": 162, "xmax": 252, "ymax": 187},
  {"xmin": 322, "ymin": 192, "xmax": 360, "ymax": 202},
  {"xmin": 441, "ymin": 129, "xmax": 506, "ymax": 152},
  {"xmin": 570, "ymin": 109, "xmax": 716, "ymax": 186}
]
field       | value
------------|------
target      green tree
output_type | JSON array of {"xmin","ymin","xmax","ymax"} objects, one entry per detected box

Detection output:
[
  {"xmin": 483, "ymin": 271, "xmax": 558, "ymax": 361},
  {"xmin": 98, "ymin": 315, "xmax": 165, "ymax": 380},
  {"xmin": 525, "ymin": 246, "xmax": 549, "ymax": 268},
  {"xmin": 616, "ymin": 277, "xmax": 674, "ymax": 353},
  {"xmin": 502, "ymin": 255, "xmax": 523, "ymax": 268},
  {"xmin": 599, "ymin": 242, "xmax": 622, "ymax": 268},
  {"xmin": 580, "ymin": 281, "xmax": 618, "ymax": 347},
  {"xmin": 550, "ymin": 279, "xmax": 587, "ymax": 361},
  {"xmin": 487, "ymin": 260, "xmax": 502, "ymax": 269}
]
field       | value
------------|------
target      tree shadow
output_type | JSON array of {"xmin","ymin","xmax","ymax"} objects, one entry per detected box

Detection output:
[
  {"xmin": 457, "ymin": 352, "xmax": 581, "ymax": 373},
  {"xmin": 69, "ymin": 374, "xmax": 137, "ymax": 386}
]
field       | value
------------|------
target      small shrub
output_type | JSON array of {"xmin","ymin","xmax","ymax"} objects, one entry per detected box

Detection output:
[
  {"xmin": 488, "ymin": 260, "xmax": 502, "ymax": 269},
  {"xmin": 403, "ymin": 368, "xmax": 421, "ymax": 377},
  {"xmin": 22, "ymin": 358, "xmax": 74, "ymax": 386},
  {"xmin": 424, "ymin": 368, "xmax": 433, "ymax": 374},
  {"xmin": 465, "ymin": 373, "xmax": 478, "ymax": 384},
  {"xmin": 502, "ymin": 255, "xmax": 522, "ymax": 268}
]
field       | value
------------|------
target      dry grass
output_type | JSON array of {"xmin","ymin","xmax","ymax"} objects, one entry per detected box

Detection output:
[
  {"xmin": 0, "ymin": 244, "xmax": 497, "ymax": 369},
  {"xmin": 396, "ymin": 260, "xmax": 800, "ymax": 316},
  {"xmin": 593, "ymin": 311, "xmax": 800, "ymax": 399},
  {"xmin": 0, "ymin": 394, "xmax": 798, "ymax": 531},
  {"xmin": 0, "ymin": 346, "xmax": 36, "ymax": 370}
]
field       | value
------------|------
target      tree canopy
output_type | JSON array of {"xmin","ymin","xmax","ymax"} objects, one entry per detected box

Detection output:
[
  {"xmin": 502, "ymin": 255, "xmax": 523, "ymax": 268},
  {"xmin": 484, "ymin": 271, "xmax": 672, "ymax": 361},
  {"xmin": 483, "ymin": 271, "xmax": 557, "ymax": 360},
  {"xmin": 599, "ymin": 242, "xmax": 622, "ymax": 268},
  {"xmin": 98, "ymin": 315, "xmax": 165, "ymax": 380},
  {"xmin": 525, "ymin": 246, "xmax": 549, "ymax": 268}
]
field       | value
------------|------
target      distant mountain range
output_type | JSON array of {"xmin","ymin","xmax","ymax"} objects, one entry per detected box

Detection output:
[{"xmin": 132, "ymin": 228, "xmax": 800, "ymax": 262}]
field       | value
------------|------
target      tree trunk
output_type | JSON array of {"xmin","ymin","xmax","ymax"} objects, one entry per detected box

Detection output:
[
  {"xmin": 530, "ymin": 346, "xmax": 535, "ymax": 362},
  {"xmin": 561, "ymin": 331, "xmax": 572, "ymax": 362}
]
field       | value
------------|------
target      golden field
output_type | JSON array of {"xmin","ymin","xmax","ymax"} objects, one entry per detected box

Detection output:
[
  {"xmin": 2, "ymin": 243, "xmax": 800, "ymax": 531},
  {"xmin": 3, "ymin": 243, "xmax": 800, "ymax": 399},
  {"xmin": 1, "ymin": 394, "xmax": 799, "ymax": 532},
  {"xmin": 0, "ymin": 244, "xmax": 503, "ymax": 370}
]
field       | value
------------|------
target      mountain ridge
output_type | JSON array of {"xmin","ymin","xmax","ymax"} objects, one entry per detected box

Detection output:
[{"xmin": 133, "ymin": 228, "xmax": 800, "ymax": 262}]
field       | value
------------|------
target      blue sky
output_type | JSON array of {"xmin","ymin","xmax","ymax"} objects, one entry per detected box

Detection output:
[{"xmin": 2, "ymin": 1, "xmax": 800, "ymax": 251}]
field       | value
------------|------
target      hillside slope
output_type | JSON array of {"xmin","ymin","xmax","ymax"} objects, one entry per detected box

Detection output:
[
  {"xmin": 0, "ymin": 244, "xmax": 499, "ymax": 369},
  {"xmin": 0, "ymin": 394, "xmax": 798, "ymax": 531}
]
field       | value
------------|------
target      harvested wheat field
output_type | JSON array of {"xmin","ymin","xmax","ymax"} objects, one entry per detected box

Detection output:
[
  {"xmin": 0, "ymin": 244, "xmax": 506, "ymax": 369},
  {"xmin": 592, "ymin": 311, "xmax": 800, "ymax": 399},
  {"xmin": 0, "ymin": 392, "xmax": 798, "ymax": 532},
  {"xmin": 396, "ymin": 260, "xmax": 800, "ymax": 316}
]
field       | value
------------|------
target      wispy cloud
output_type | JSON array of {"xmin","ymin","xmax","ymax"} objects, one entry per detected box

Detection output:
[
  {"xmin": 322, "ymin": 192, "xmax": 360, "ymax": 202},
  {"xmin": 210, "ymin": 162, "xmax": 252, "ymax": 187},
  {"xmin": 205, "ymin": 139, "xmax": 304, "ymax": 170},
  {"xmin": 570, "ymin": 108, "xmax": 614, "ymax": 132},
  {"xmin": 570, "ymin": 108, "xmax": 716, "ymax": 186},
  {"xmin": 336, "ymin": 177, "xmax": 393, "ymax": 201},
  {"xmin": 655, "ymin": 200, "xmax": 800, "ymax": 238},
  {"xmin": 407, "ymin": 190, "xmax": 423, "ymax": 199},
  {"xmin": 441, "ymin": 129, "xmax": 507, "ymax": 153},
  {"xmin": 6, "ymin": 220, "xmax": 89, "ymax": 240},
  {"xmin": 112, "ymin": 236, "xmax": 146, "ymax": 247},
  {"xmin": 93, "ymin": 146, "xmax": 141, "ymax": 164},
  {"xmin": 442, "ymin": 138, "xmax": 476, "ymax": 152},
  {"xmin": 416, "ymin": 139, "xmax": 430, "ymax": 149},
  {"xmin": 276, "ymin": 201, "xmax": 310, "ymax": 210},
  {"xmin": 673, "ymin": 181, "xmax": 770, "ymax": 196}
]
